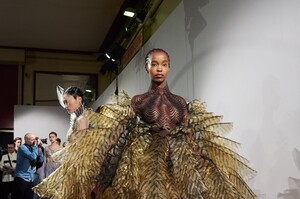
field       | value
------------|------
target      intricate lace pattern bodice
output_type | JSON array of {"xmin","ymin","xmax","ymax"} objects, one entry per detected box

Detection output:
[{"xmin": 131, "ymin": 83, "xmax": 187, "ymax": 131}]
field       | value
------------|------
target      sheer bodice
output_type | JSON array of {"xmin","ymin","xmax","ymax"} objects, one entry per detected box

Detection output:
[
  {"xmin": 44, "ymin": 146, "xmax": 61, "ymax": 177},
  {"xmin": 131, "ymin": 83, "xmax": 187, "ymax": 131}
]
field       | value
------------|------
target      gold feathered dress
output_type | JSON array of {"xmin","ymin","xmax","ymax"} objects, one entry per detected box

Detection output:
[{"xmin": 33, "ymin": 85, "xmax": 256, "ymax": 199}]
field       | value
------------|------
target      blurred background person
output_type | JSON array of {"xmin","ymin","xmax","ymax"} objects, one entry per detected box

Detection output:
[
  {"xmin": 0, "ymin": 141, "xmax": 17, "ymax": 199},
  {"xmin": 12, "ymin": 133, "xmax": 44, "ymax": 199},
  {"xmin": 14, "ymin": 137, "xmax": 22, "ymax": 152},
  {"xmin": 44, "ymin": 132, "xmax": 62, "ymax": 178}
]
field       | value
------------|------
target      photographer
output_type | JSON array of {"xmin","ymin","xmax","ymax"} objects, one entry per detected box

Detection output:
[
  {"xmin": 0, "ymin": 141, "xmax": 17, "ymax": 199},
  {"xmin": 12, "ymin": 133, "xmax": 44, "ymax": 199}
]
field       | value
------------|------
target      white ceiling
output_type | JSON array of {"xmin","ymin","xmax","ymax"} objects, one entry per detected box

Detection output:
[{"xmin": 0, "ymin": 0, "xmax": 126, "ymax": 53}]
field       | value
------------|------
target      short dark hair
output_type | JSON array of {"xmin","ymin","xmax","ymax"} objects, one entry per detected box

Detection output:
[
  {"xmin": 14, "ymin": 137, "xmax": 22, "ymax": 142},
  {"xmin": 49, "ymin": 132, "xmax": 57, "ymax": 137},
  {"xmin": 64, "ymin": 87, "xmax": 84, "ymax": 101},
  {"xmin": 8, "ymin": 140, "xmax": 15, "ymax": 146}
]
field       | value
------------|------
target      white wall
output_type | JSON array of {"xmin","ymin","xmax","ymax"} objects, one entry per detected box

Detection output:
[
  {"xmin": 14, "ymin": 105, "xmax": 69, "ymax": 146},
  {"xmin": 93, "ymin": 0, "xmax": 300, "ymax": 198}
]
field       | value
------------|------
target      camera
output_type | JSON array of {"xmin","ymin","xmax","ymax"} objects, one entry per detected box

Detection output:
[{"xmin": 35, "ymin": 137, "xmax": 48, "ymax": 144}]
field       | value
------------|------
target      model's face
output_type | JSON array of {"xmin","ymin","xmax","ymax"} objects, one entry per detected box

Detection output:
[
  {"xmin": 63, "ymin": 94, "xmax": 82, "ymax": 114},
  {"xmin": 49, "ymin": 133, "xmax": 57, "ymax": 143},
  {"xmin": 146, "ymin": 51, "xmax": 170, "ymax": 84}
]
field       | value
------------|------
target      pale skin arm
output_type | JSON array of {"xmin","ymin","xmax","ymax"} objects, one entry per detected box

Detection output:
[{"xmin": 67, "ymin": 115, "xmax": 89, "ymax": 144}]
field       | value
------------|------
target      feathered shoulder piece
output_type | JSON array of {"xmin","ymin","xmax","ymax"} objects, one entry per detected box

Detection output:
[
  {"xmin": 187, "ymin": 99, "xmax": 256, "ymax": 199},
  {"xmin": 33, "ymin": 92, "xmax": 136, "ymax": 199},
  {"xmin": 111, "ymin": 90, "xmax": 132, "ymax": 106}
]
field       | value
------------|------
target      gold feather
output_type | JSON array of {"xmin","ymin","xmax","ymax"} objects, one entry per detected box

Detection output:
[{"xmin": 33, "ymin": 92, "xmax": 256, "ymax": 199}]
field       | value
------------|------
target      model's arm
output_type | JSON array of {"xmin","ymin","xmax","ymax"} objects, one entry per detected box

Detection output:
[
  {"xmin": 131, "ymin": 96, "xmax": 137, "ymax": 113},
  {"xmin": 181, "ymin": 100, "xmax": 189, "ymax": 127},
  {"xmin": 174, "ymin": 95, "xmax": 189, "ymax": 127}
]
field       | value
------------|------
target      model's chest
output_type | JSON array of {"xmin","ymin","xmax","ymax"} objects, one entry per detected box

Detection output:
[{"xmin": 135, "ymin": 94, "xmax": 184, "ymax": 125}]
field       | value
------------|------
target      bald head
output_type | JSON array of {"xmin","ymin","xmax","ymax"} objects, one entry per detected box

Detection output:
[{"xmin": 24, "ymin": 133, "xmax": 36, "ymax": 146}]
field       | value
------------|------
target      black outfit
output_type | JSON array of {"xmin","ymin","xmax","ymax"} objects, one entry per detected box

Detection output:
[{"xmin": 12, "ymin": 177, "xmax": 34, "ymax": 199}]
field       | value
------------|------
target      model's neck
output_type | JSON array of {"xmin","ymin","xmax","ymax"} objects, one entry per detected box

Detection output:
[
  {"xmin": 150, "ymin": 81, "xmax": 167, "ymax": 89},
  {"xmin": 74, "ymin": 104, "xmax": 84, "ymax": 117},
  {"xmin": 149, "ymin": 81, "xmax": 169, "ymax": 94}
]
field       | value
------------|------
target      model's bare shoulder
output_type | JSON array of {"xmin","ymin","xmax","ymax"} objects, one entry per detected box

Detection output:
[{"xmin": 76, "ymin": 115, "xmax": 89, "ymax": 130}]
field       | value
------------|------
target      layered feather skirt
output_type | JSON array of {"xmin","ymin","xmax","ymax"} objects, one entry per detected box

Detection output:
[{"xmin": 33, "ymin": 93, "xmax": 256, "ymax": 199}]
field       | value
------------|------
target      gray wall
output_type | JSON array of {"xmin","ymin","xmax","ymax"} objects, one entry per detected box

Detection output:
[
  {"xmin": 93, "ymin": 1, "xmax": 300, "ymax": 198},
  {"xmin": 14, "ymin": 105, "xmax": 69, "ymax": 145}
]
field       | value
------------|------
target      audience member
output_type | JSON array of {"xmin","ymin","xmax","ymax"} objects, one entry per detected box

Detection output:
[
  {"xmin": 0, "ymin": 141, "xmax": 17, "ymax": 199},
  {"xmin": 12, "ymin": 133, "xmax": 44, "ymax": 199},
  {"xmin": 14, "ymin": 137, "xmax": 22, "ymax": 152}
]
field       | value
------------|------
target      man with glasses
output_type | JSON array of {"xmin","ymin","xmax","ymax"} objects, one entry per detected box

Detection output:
[{"xmin": 0, "ymin": 141, "xmax": 17, "ymax": 199}]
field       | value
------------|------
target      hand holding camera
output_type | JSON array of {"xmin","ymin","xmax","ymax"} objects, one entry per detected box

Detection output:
[{"xmin": 35, "ymin": 137, "xmax": 48, "ymax": 146}]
